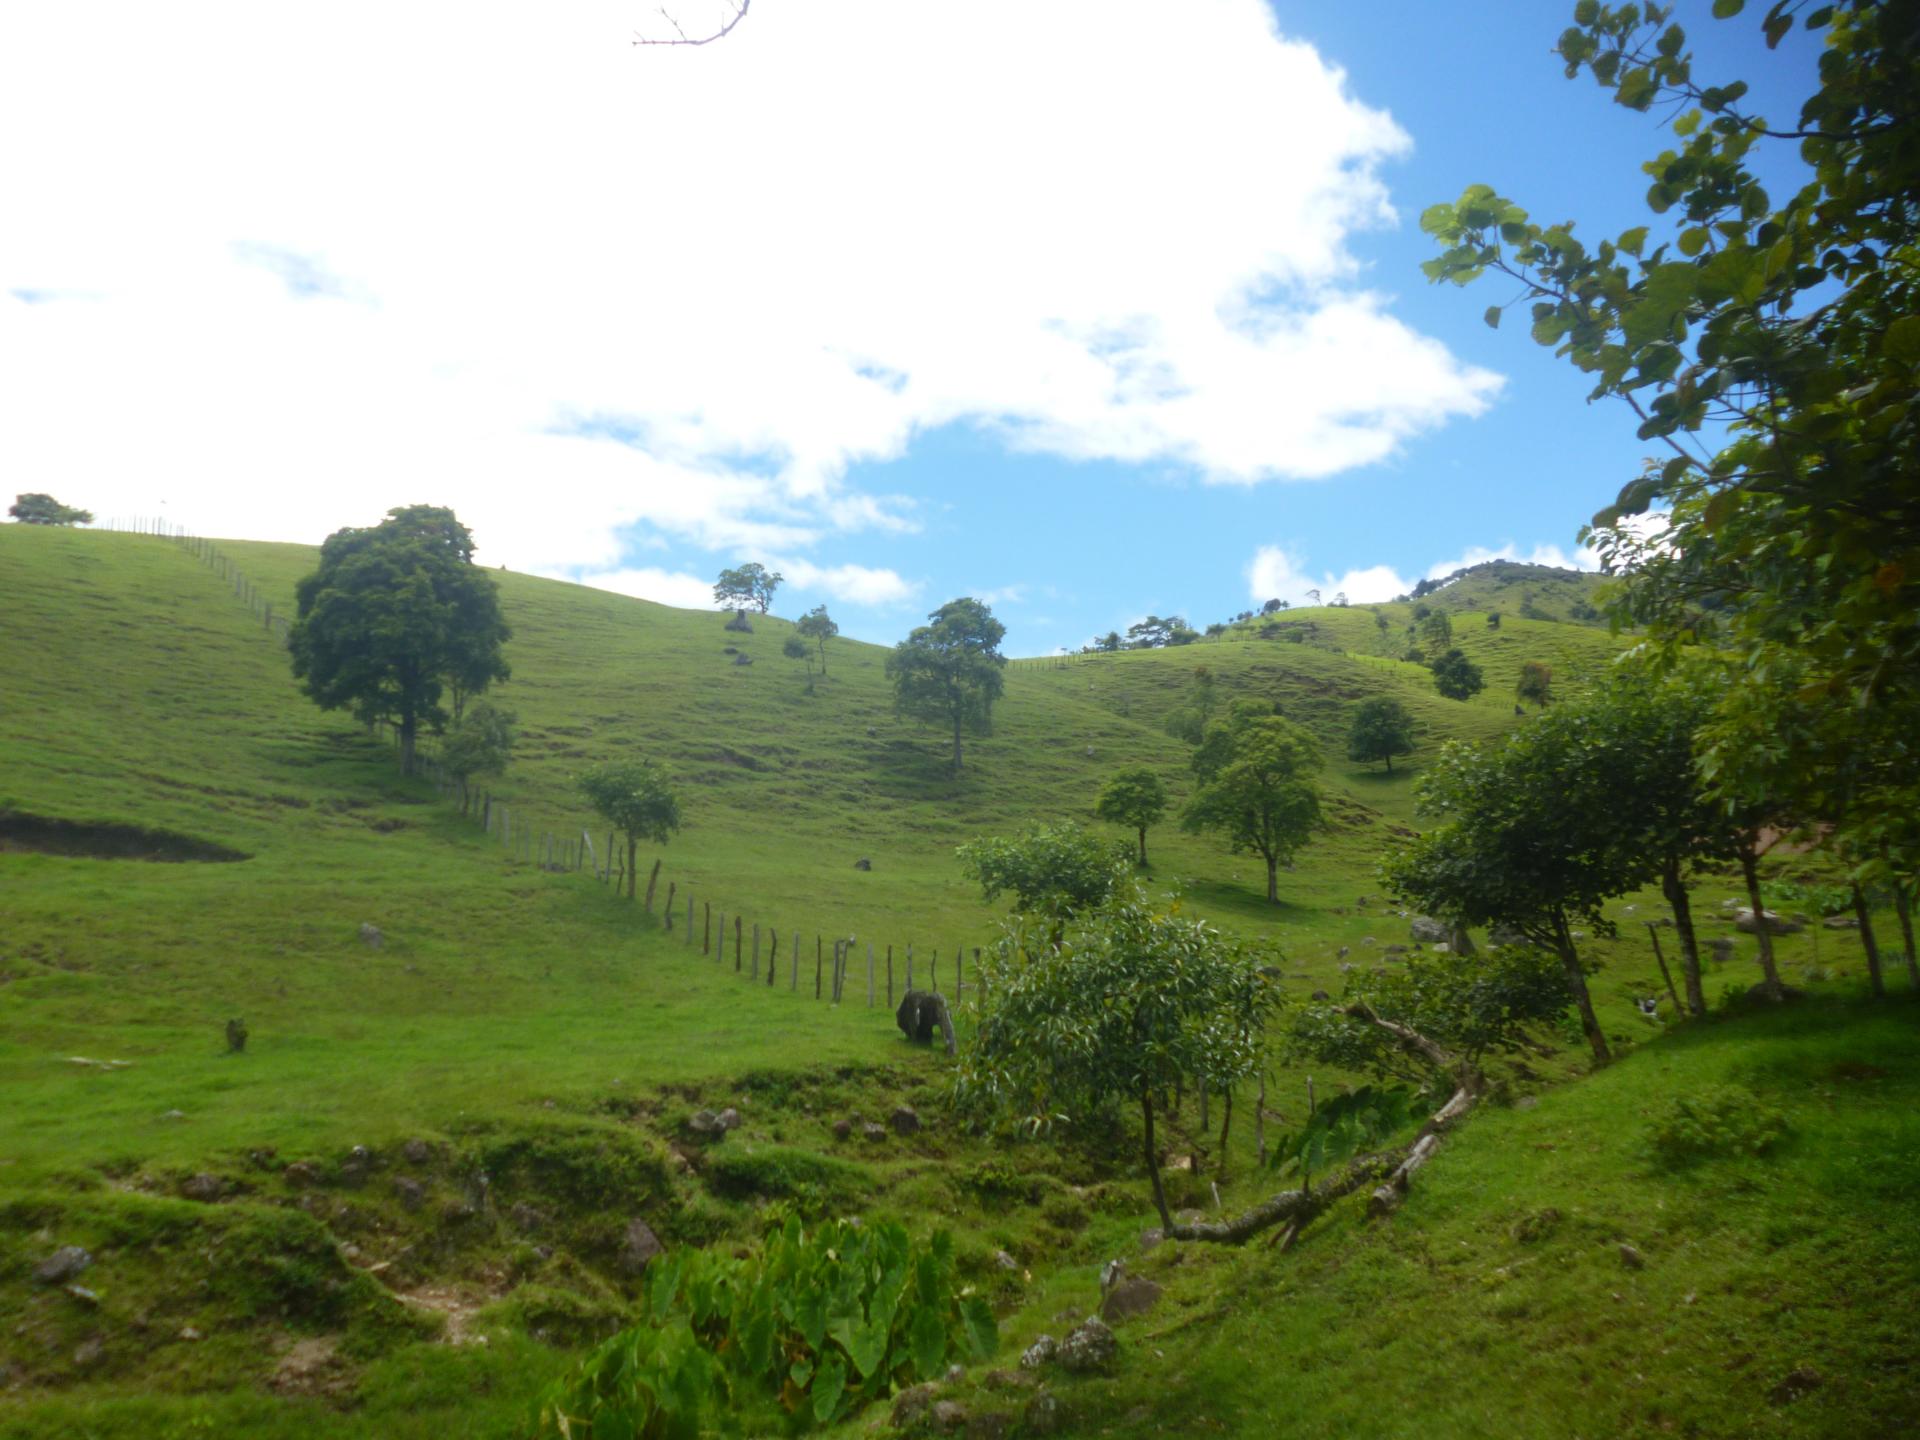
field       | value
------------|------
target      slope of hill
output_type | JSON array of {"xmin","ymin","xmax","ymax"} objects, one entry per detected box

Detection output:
[
  {"xmin": 1412, "ymin": 557, "xmax": 1614, "ymax": 624},
  {"xmin": 3, "ymin": 524, "xmax": 1913, "ymax": 1439}
]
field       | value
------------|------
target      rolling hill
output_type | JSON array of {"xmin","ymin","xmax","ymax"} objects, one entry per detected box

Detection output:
[{"xmin": 2, "ymin": 523, "xmax": 1913, "ymax": 1439}]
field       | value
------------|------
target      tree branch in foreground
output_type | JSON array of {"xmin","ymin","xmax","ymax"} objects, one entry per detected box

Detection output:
[
  {"xmin": 634, "ymin": 0, "xmax": 750, "ymax": 47},
  {"xmin": 1168, "ymin": 1003, "xmax": 1485, "ymax": 1243}
]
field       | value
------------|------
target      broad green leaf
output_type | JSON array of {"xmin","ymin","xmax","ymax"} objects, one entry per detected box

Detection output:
[
  {"xmin": 1618, "ymin": 226, "xmax": 1650, "ymax": 255},
  {"xmin": 1711, "ymin": 0, "xmax": 1744, "ymax": 16},
  {"xmin": 958, "ymin": 1296, "xmax": 999, "ymax": 1362},
  {"xmin": 812, "ymin": 1355, "xmax": 850, "ymax": 1425},
  {"xmin": 907, "ymin": 1304, "xmax": 947, "ymax": 1380},
  {"xmin": 1483, "ymin": 306, "xmax": 1502, "ymax": 330},
  {"xmin": 1884, "ymin": 315, "xmax": 1920, "ymax": 365}
]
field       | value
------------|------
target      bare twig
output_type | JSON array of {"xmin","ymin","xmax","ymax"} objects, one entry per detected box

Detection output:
[{"xmin": 634, "ymin": 0, "xmax": 750, "ymax": 47}]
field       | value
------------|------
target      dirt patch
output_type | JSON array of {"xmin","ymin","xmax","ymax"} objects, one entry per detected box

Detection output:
[
  {"xmin": 396, "ymin": 1285, "xmax": 491, "ymax": 1345},
  {"xmin": 270, "ymin": 1335, "xmax": 351, "ymax": 1395},
  {"xmin": 0, "ymin": 810, "xmax": 250, "ymax": 863}
]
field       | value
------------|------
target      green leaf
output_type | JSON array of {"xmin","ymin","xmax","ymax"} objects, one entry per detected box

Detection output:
[
  {"xmin": 1483, "ymin": 306, "xmax": 1502, "ymax": 330},
  {"xmin": 1883, "ymin": 315, "xmax": 1920, "ymax": 366},
  {"xmin": 1618, "ymin": 226, "xmax": 1650, "ymax": 256},
  {"xmin": 957, "ymin": 1296, "xmax": 999, "ymax": 1362},
  {"xmin": 1711, "ymin": 0, "xmax": 1744, "ymax": 16},
  {"xmin": 811, "ymin": 1355, "xmax": 849, "ymax": 1424},
  {"xmin": 1418, "ymin": 203, "xmax": 1456, "ymax": 238},
  {"xmin": 907, "ymin": 1304, "xmax": 947, "ymax": 1380},
  {"xmin": 1678, "ymin": 228, "xmax": 1709, "ymax": 257}
]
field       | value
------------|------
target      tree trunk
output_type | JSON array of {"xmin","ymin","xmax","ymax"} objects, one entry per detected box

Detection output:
[
  {"xmin": 1853, "ymin": 884, "xmax": 1886, "ymax": 998},
  {"xmin": 1895, "ymin": 882, "xmax": 1919, "ymax": 991},
  {"xmin": 1554, "ymin": 913, "xmax": 1611, "ymax": 1067},
  {"xmin": 1141, "ymin": 1091, "xmax": 1172, "ymax": 1230},
  {"xmin": 1138, "ymin": 826, "xmax": 1148, "ymax": 866},
  {"xmin": 398, "ymin": 714, "xmax": 417, "ymax": 776},
  {"xmin": 1738, "ymin": 844, "xmax": 1785, "ymax": 1002},
  {"xmin": 643, "ymin": 858, "xmax": 661, "ymax": 912},
  {"xmin": 1266, "ymin": 855, "xmax": 1279, "ymax": 904},
  {"xmin": 1663, "ymin": 857, "xmax": 1707, "ymax": 1018},
  {"xmin": 625, "ymin": 836, "xmax": 637, "ymax": 901},
  {"xmin": 1217, "ymin": 1088, "xmax": 1233, "ymax": 1182},
  {"xmin": 1385, "ymin": 752, "xmax": 1392, "ymax": 774}
]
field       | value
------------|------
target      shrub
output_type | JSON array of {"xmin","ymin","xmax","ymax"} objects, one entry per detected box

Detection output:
[
  {"xmin": 535, "ymin": 1216, "xmax": 995, "ymax": 1435},
  {"xmin": 1646, "ymin": 1086, "xmax": 1789, "ymax": 1168}
]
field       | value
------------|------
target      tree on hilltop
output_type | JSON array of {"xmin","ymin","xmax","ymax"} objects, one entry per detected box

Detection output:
[
  {"xmin": 289, "ymin": 505, "xmax": 510, "ymax": 774},
  {"xmin": 9, "ymin": 493, "xmax": 92, "ymax": 526},
  {"xmin": 713, "ymin": 562, "xmax": 782, "ymax": 614},
  {"xmin": 886, "ymin": 598, "xmax": 1006, "ymax": 772},
  {"xmin": 795, "ymin": 604, "xmax": 839, "ymax": 672}
]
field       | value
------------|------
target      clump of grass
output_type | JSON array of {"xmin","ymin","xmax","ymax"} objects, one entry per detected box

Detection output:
[{"xmin": 1646, "ymin": 1084, "xmax": 1790, "ymax": 1167}]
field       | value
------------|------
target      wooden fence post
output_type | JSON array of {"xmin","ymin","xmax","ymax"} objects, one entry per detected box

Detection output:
[
  {"xmin": 664, "ymin": 882, "xmax": 676, "ymax": 930},
  {"xmin": 606, "ymin": 831, "xmax": 615, "ymax": 885},
  {"xmin": 643, "ymin": 859, "xmax": 662, "ymax": 912},
  {"xmin": 767, "ymin": 930, "xmax": 777, "ymax": 986},
  {"xmin": 931, "ymin": 950, "xmax": 938, "ymax": 994},
  {"xmin": 734, "ymin": 916, "xmax": 742, "ymax": 970},
  {"xmin": 956, "ymin": 947, "xmax": 963, "ymax": 1001},
  {"xmin": 814, "ymin": 937, "xmax": 823, "ymax": 999}
]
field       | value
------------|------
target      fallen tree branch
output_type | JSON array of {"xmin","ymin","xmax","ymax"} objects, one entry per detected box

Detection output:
[{"xmin": 1166, "ymin": 1005, "xmax": 1485, "ymax": 1243}]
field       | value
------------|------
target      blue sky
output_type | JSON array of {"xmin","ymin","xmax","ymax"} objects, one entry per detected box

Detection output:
[{"xmin": 0, "ymin": 1, "xmax": 1825, "ymax": 653}]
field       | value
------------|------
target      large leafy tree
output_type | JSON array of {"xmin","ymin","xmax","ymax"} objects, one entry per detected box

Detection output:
[
  {"xmin": 1383, "ymin": 707, "xmax": 1656, "ymax": 1067},
  {"xmin": 1421, "ymin": 0, "xmax": 1920, "ymax": 900},
  {"xmin": 884, "ymin": 598, "xmax": 1007, "ymax": 772},
  {"xmin": 713, "ymin": 562, "xmax": 782, "ymax": 614},
  {"xmin": 289, "ymin": 505, "xmax": 510, "ymax": 773},
  {"xmin": 954, "ymin": 880, "xmax": 1274, "ymax": 1230},
  {"xmin": 8, "ymin": 493, "xmax": 92, "ymax": 526},
  {"xmin": 1181, "ymin": 703, "xmax": 1321, "ymax": 904},
  {"xmin": 1095, "ymin": 767, "xmax": 1170, "ymax": 865},
  {"xmin": 579, "ymin": 759, "xmax": 683, "ymax": 902},
  {"xmin": 1347, "ymin": 696, "xmax": 1416, "ymax": 773}
]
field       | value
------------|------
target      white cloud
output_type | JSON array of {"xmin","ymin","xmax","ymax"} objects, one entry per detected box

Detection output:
[
  {"xmin": 570, "ymin": 566, "xmax": 717, "ymax": 609},
  {"xmin": 1423, "ymin": 542, "xmax": 1601, "ymax": 578},
  {"xmin": 1247, "ymin": 546, "xmax": 1411, "ymax": 606},
  {"xmin": 0, "ymin": 1, "xmax": 1500, "ymax": 579},
  {"xmin": 775, "ymin": 558, "xmax": 919, "ymax": 608}
]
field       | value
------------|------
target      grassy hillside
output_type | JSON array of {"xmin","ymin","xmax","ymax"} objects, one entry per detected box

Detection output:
[{"xmin": 2, "ymin": 524, "xmax": 1913, "ymax": 1438}]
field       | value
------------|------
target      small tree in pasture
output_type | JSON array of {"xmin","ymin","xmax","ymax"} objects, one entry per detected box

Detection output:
[
  {"xmin": 1095, "ymin": 767, "xmax": 1169, "ymax": 865},
  {"xmin": 954, "ymin": 881, "xmax": 1274, "ymax": 1229},
  {"xmin": 1347, "ymin": 697, "xmax": 1415, "ymax": 774},
  {"xmin": 1182, "ymin": 704, "xmax": 1321, "ymax": 904},
  {"xmin": 795, "ymin": 604, "xmax": 838, "ymax": 672},
  {"xmin": 440, "ymin": 700, "xmax": 517, "ymax": 805},
  {"xmin": 579, "ymin": 760, "xmax": 683, "ymax": 902},
  {"xmin": 1516, "ymin": 660, "xmax": 1553, "ymax": 709},
  {"xmin": 1431, "ymin": 649, "xmax": 1485, "ymax": 702},
  {"xmin": 957, "ymin": 822, "xmax": 1129, "ymax": 926}
]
